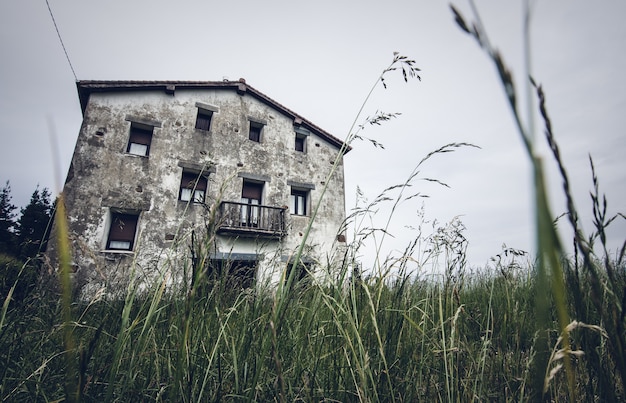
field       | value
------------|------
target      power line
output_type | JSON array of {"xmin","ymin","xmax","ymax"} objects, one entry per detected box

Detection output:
[{"xmin": 45, "ymin": 0, "xmax": 77, "ymax": 81}]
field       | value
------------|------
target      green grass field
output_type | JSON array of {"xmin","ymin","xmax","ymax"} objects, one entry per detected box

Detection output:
[
  {"xmin": 2, "ymin": 7, "xmax": 625, "ymax": 400},
  {"xmin": 1, "ymin": 241, "xmax": 623, "ymax": 401}
]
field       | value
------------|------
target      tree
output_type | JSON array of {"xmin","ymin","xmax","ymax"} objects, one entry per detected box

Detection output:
[
  {"xmin": 0, "ymin": 181, "xmax": 18, "ymax": 255},
  {"xmin": 17, "ymin": 186, "xmax": 54, "ymax": 260}
]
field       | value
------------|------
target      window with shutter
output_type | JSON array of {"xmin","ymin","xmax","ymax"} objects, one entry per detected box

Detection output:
[
  {"xmin": 106, "ymin": 212, "xmax": 139, "ymax": 250},
  {"xmin": 241, "ymin": 181, "xmax": 263, "ymax": 226},
  {"xmin": 179, "ymin": 172, "xmax": 207, "ymax": 203},
  {"xmin": 127, "ymin": 124, "xmax": 153, "ymax": 156},
  {"xmin": 248, "ymin": 122, "xmax": 263, "ymax": 142},
  {"xmin": 195, "ymin": 109, "xmax": 213, "ymax": 131}
]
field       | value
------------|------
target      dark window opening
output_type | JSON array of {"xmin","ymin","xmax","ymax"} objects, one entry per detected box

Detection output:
[
  {"xmin": 290, "ymin": 188, "xmax": 308, "ymax": 216},
  {"xmin": 249, "ymin": 122, "xmax": 263, "ymax": 142},
  {"xmin": 285, "ymin": 260, "xmax": 311, "ymax": 288},
  {"xmin": 210, "ymin": 259, "xmax": 256, "ymax": 289},
  {"xmin": 295, "ymin": 134, "xmax": 306, "ymax": 152},
  {"xmin": 241, "ymin": 181, "xmax": 263, "ymax": 226},
  {"xmin": 127, "ymin": 124, "xmax": 153, "ymax": 156},
  {"xmin": 195, "ymin": 109, "xmax": 213, "ymax": 131},
  {"xmin": 179, "ymin": 172, "xmax": 207, "ymax": 203},
  {"xmin": 107, "ymin": 212, "xmax": 139, "ymax": 251}
]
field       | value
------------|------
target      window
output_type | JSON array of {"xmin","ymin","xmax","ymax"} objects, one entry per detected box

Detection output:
[
  {"xmin": 241, "ymin": 180, "xmax": 263, "ymax": 226},
  {"xmin": 127, "ymin": 123, "xmax": 153, "ymax": 156},
  {"xmin": 295, "ymin": 134, "xmax": 306, "ymax": 152},
  {"xmin": 249, "ymin": 122, "xmax": 263, "ymax": 142},
  {"xmin": 294, "ymin": 126, "xmax": 310, "ymax": 152},
  {"xmin": 210, "ymin": 259, "xmax": 256, "ymax": 289},
  {"xmin": 195, "ymin": 108, "xmax": 213, "ymax": 131},
  {"xmin": 179, "ymin": 172, "xmax": 207, "ymax": 203},
  {"xmin": 285, "ymin": 259, "xmax": 311, "ymax": 287},
  {"xmin": 106, "ymin": 212, "xmax": 139, "ymax": 251},
  {"xmin": 290, "ymin": 188, "xmax": 308, "ymax": 216}
]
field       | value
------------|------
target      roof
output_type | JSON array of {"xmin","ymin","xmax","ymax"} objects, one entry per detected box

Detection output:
[{"xmin": 76, "ymin": 79, "xmax": 350, "ymax": 153}]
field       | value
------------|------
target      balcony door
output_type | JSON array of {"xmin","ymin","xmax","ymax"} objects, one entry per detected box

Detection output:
[{"xmin": 241, "ymin": 181, "xmax": 263, "ymax": 227}]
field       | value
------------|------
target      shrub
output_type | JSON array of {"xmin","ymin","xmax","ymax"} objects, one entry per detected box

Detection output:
[{"xmin": 0, "ymin": 253, "xmax": 38, "ymax": 304}]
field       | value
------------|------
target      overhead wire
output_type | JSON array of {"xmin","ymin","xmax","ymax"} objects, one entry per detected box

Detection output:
[{"xmin": 44, "ymin": 0, "xmax": 78, "ymax": 81}]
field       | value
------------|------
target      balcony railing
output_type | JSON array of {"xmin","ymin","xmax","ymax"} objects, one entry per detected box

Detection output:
[{"xmin": 216, "ymin": 201, "xmax": 286, "ymax": 238}]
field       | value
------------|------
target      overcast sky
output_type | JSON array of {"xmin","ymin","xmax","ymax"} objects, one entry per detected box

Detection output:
[{"xmin": 1, "ymin": 0, "xmax": 624, "ymax": 269}]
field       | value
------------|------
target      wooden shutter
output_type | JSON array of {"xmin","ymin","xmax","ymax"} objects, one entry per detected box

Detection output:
[
  {"xmin": 249, "ymin": 123, "xmax": 262, "ymax": 142},
  {"xmin": 242, "ymin": 181, "xmax": 263, "ymax": 201},
  {"xmin": 195, "ymin": 110, "xmax": 212, "ymax": 130},
  {"xmin": 181, "ymin": 172, "xmax": 207, "ymax": 191},
  {"xmin": 108, "ymin": 212, "xmax": 138, "ymax": 248},
  {"xmin": 129, "ymin": 125, "xmax": 153, "ymax": 145}
]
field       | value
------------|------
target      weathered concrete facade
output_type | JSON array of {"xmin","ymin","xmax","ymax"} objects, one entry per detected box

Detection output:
[{"xmin": 48, "ymin": 79, "xmax": 349, "ymax": 296}]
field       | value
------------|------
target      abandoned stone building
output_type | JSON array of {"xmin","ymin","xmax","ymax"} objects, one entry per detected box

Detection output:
[{"xmin": 47, "ymin": 79, "xmax": 349, "ymax": 296}]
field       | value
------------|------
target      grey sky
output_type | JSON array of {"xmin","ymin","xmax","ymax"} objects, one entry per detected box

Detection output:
[{"xmin": 1, "ymin": 0, "xmax": 624, "ymax": 268}]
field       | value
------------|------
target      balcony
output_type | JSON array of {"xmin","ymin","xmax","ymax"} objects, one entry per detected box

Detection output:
[{"xmin": 216, "ymin": 201, "xmax": 286, "ymax": 238}]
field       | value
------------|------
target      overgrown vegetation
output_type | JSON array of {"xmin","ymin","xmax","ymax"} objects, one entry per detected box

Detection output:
[
  {"xmin": 451, "ymin": 2, "xmax": 625, "ymax": 400},
  {"xmin": 1, "ymin": 4, "xmax": 625, "ymax": 401},
  {"xmin": 1, "ymin": 228, "xmax": 622, "ymax": 401},
  {"xmin": 0, "ymin": 182, "xmax": 54, "ymax": 305}
]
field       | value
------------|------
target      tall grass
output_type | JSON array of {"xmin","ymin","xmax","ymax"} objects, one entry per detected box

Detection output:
[
  {"xmin": 1, "ymin": 247, "xmax": 540, "ymax": 401},
  {"xmin": 452, "ymin": 1, "xmax": 625, "ymax": 401},
  {"xmin": 0, "ymin": 228, "xmax": 622, "ymax": 401},
  {"xmin": 1, "ymin": 24, "xmax": 624, "ymax": 402}
]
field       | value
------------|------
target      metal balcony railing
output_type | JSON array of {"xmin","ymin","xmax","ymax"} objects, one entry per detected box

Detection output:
[{"xmin": 216, "ymin": 201, "xmax": 286, "ymax": 238}]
